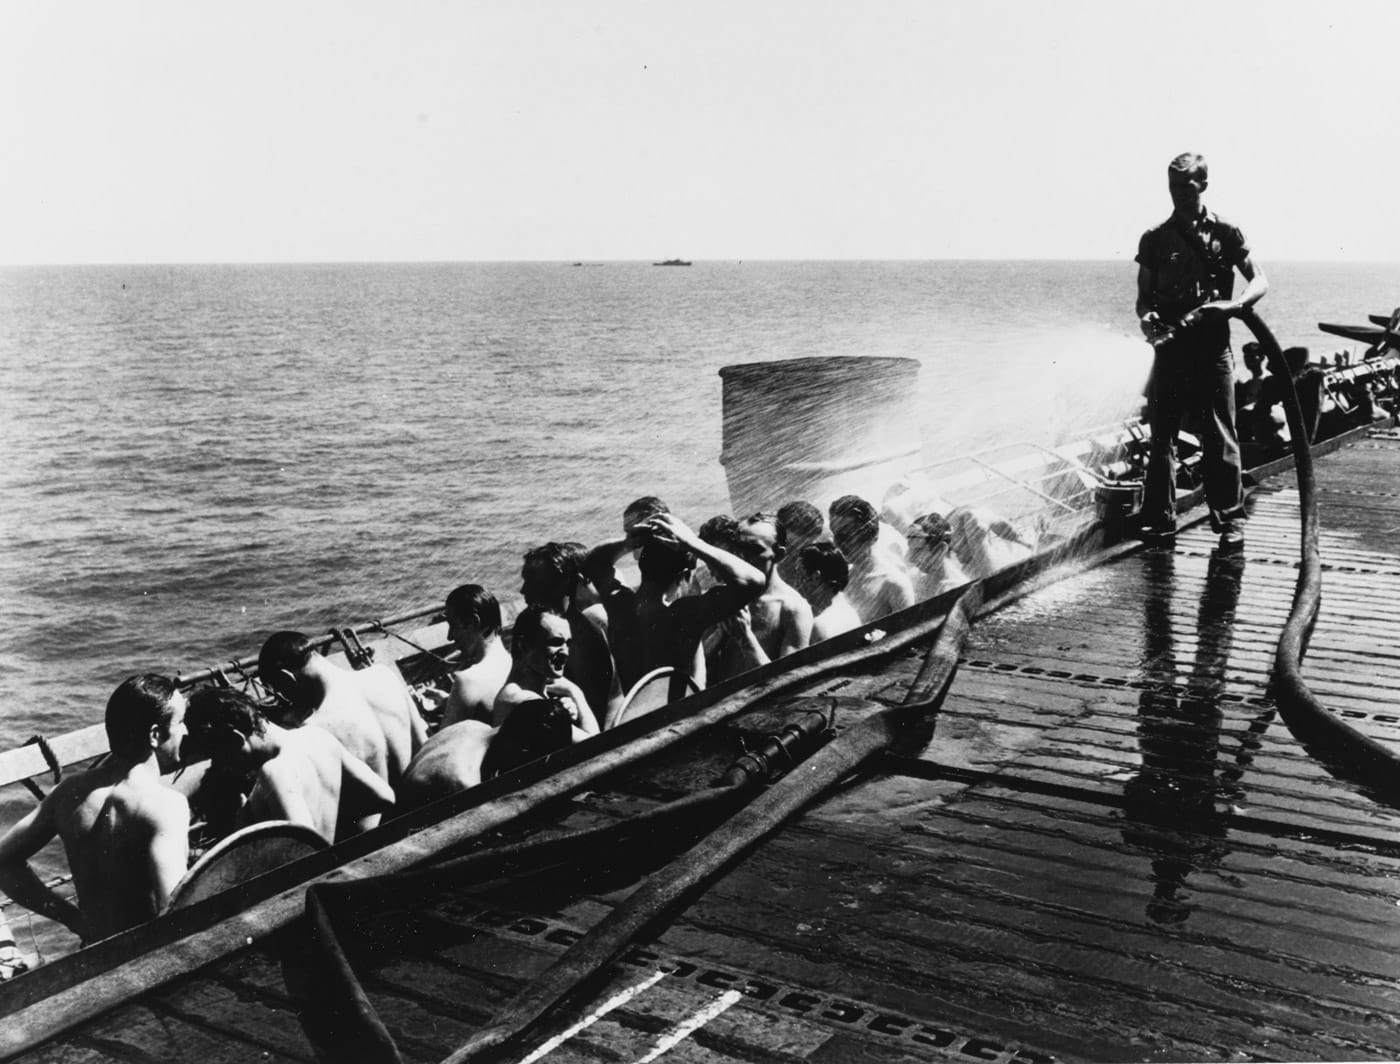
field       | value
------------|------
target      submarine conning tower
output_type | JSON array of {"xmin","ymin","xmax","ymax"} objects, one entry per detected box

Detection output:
[{"xmin": 719, "ymin": 355, "xmax": 923, "ymax": 517}]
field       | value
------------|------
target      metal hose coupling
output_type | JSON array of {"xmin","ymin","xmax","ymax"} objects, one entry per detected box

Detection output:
[{"xmin": 721, "ymin": 702, "xmax": 838, "ymax": 787}]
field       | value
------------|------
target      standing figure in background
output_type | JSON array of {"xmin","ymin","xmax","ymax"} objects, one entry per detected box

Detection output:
[{"xmin": 1135, "ymin": 151, "xmax": 1268, "ymax": 552}]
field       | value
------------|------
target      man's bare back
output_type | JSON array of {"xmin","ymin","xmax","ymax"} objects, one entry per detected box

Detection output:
[
  {"xmin": 301, "ymin": 667, "xmax": 391, "ymax": 782},
  {"xmin": 441, "ymin": 640, "xmax": 512, "ymax": 728},
  {"xmin": 846, "ymin": 553, "xmax": 917, "ymax": 624},
  {"xmin": 0, "ymin": 761, "xmax": 189, "ymax": 943},
  {"xmin": 241, "ymin": 723, "xmax": 394, "ymax": 843},
  {"xmin": 347, "ymin": 661, "xmax": 428, "ymax": 782},
  {"xmin": 399, "ymin": 721, "xmax": 495, "ymax": 807},
  {"xmin": 55, "ymin": 765, "xmax": 190, "ymax": 941},
  {"xmin": 0, "ymin": 675, "xmax": 191, "ymax": 944}
]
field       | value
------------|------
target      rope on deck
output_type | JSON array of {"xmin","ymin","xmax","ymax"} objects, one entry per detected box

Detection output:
[{"xmin": 1242, "ymin": 309, "xmax": 1400, "ymax": 798}]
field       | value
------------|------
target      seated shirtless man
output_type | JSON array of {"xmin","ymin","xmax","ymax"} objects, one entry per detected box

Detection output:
[
  {"xmin": 0, "ymin": 675, "xmax": 190, "ymax": 943},
  {"xmin": 258, "ymin": 631, "xmax": 419, "ymax": 801},
  {"xmin": 774, "ymin": 500, "xmax": 827, "ymax": 596},
  {"xmin": 906, "ymin": 512, "xmax": 971, "ymax": 599},
  {"xmin": 439, "ymin": 584, "xmax": 512, "ymax": 728},
  {"xmin": 945, "ymin": 506, "xmax": 1036, "ymax": 579},
  {"xmin": 797, "ymin": 541, "xmax": 863, "ymax": 640},
  {"xmin": 492, "ymin": 605, "xmax": 601, "ymax": 741},
  {"xmin": 829, "ymin": 494, "xmax": 916, "ymax": 624},
  {"xmin": 398, "ymin": 698, "xmax": 574, "ymax": 807},
  {"xmin": 185, "ymin": 687, "xmax": 394, "ymax": 844},
  {"xmin": 709, "ymin": 512, "xmax": 814, "ymax": 681},
  {"xmin": 587, "ymin": 512, "xmax": 765, "ymax": 713},
  {"xmin": 521, "ymin": 543, "xmax": 623, "ymax": 726}
]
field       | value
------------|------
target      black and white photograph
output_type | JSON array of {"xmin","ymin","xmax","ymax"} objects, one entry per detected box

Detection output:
[{"xmin": 3, "ymin": 3, "xmax": 1400, "ymax": 1061}]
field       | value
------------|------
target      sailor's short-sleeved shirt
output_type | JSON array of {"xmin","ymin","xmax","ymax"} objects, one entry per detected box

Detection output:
[{"xmin": 1136, "ymin": 210, "xmax": 1250, "ymax": 320}]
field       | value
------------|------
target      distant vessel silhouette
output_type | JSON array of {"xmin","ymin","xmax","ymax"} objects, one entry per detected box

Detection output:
[{"xmin": 652, "ymin": 258, "xmax": 691, "ymax": 266}]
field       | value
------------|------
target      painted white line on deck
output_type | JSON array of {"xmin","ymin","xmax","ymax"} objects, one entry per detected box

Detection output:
[
  {"xmin": 517, "ymin": 969, "xmax": 667, "ymax": 1064},
  {"xmin": 630, "ymin": 988, "xmax": 745, "ymax": 1063}
]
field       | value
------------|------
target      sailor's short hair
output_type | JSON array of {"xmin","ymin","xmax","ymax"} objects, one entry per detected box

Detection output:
[{"xmin": 1168, "ymin": 152, "xmax": 1207, "ymax": 185}]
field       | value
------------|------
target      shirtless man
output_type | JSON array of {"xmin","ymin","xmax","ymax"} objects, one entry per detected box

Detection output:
[
  {"xmin": 521, "ymin": 543, "xmax": 623, "ymax": 726},
  {"xmin": 493, "ymin": 606, "xmax": 601, "ymax": 741},
  {"xmin": 185, "ymin": 687, "xmax": 394, "ymax": 843},
  {"xmin": 588, "ymin": 512, "xmax": 765, "ymax": 712},
  {"xmin": 946, "ymin": 506, "xmax": 1036, "ymax": 579},
  {"xmin": 710, "ymin": 513, "xmax": 813, "ymax": 681},
  {"xmin": 797, "ymin": 541, "xmax": 863, "ymax": 640},
  {"xmin": 0, "ymin": 675, "xmax": 190, "ymax": 943},
  {"xmin": 257, "ymin": 632, "xmax": 406, "ymax": 797},
  {"xmin": 829, "ymin": 495, "xmax": 916, "ymax": 624},
  {"xmin": 774, "ymin": 500, "xmax": 827, "ymax": 597},
  {"xmin": 905, "ymin": 512, "xmax": 971, "ymax": 599},
  {"xmin": 439, "ymin": 584, "xmax": 512, "ymax": 728},
  {"xmin": 399, "ymin": 698, "xmax": 574, "ymax": 807}
]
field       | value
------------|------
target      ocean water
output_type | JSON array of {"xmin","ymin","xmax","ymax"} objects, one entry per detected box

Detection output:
[{"xmin": 3, "ymin": 259, "xmax": 1400, "ymax": 751}]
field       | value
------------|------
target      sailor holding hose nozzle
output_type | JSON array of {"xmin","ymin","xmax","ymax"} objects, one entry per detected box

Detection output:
[{"xmin": 1135, "ymin": 152, "xmax": 1269, "ymax": 551}]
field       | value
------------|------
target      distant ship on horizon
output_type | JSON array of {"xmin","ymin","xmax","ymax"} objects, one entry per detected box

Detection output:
[{"xmin": 652, "ymin": 258, "xmax": 692, "ymax": 266}]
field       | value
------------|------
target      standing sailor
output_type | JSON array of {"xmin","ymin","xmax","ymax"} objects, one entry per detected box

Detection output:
[{"xmin": 1136, "ymin": 152, "xmax": 1269, "ymax": 551}]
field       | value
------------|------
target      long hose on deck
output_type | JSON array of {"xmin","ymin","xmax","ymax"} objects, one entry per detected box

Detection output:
[
  {"xmin": 285, "ymin": 707, "xmax": 838, "ymax": 1064},
  {"xmin": 1239, "ymin": 308, "xmax": 1400, "ymax": 797},
  {"xmin": 443, "ymin": 585, "xmax": 982, "ymax": 1064}
]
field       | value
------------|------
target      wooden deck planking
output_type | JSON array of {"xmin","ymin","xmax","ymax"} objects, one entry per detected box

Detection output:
[{"xmin": 13, "ymin": 431, "xmax": 1400, "ymax": 1062}]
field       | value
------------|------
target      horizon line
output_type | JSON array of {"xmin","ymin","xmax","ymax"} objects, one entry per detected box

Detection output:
[{"xmin": 5, "ymin": 256, "xmax": 1400, "ymax": 269}]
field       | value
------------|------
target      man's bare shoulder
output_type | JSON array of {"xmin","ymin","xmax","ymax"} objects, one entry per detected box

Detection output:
[
  {"xmin": 770, "ymin": 579, "xmax": 814, "ymax": 619},
  {"xmin": 124, "ymin": 776, "xmax": 190, "ymax": 832},
  {"xmin": 356, "ymin": 663, "xmax": 415, "ymax": 704},
  {"xmin": 285, "ymin": 722, "xmax": 345, "ymax": 754},
  {"xmin": 318, "ymin": 681, "xmax": 379, "ymax": 721}
]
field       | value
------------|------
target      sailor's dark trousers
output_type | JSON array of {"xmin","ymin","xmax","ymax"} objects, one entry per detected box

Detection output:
[{"xmin": 1141, "ymin": 336, "xmax": 1246, "ymax": 533}]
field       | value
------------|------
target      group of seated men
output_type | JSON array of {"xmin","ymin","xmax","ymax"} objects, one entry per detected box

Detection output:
[
  {"xmin": 0, "ymin": 632, "xmax": 425, "ymax": 945},
  {"xmin": 409, "ymin": 493, "xmax": 1036, "ymax": 804},
  {"xmin": 0, "ymin": 491, "xmax": 1032, "ymax": 946}
]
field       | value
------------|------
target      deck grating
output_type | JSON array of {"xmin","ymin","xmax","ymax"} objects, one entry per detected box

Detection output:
[{"xmin": 15, "ymin": 432, "xmax": 1400, "ymax": 1063}]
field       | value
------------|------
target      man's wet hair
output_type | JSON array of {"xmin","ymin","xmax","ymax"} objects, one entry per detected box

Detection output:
[
  {"xmin": 521, "ymin": 543, "xmax": 581, "ymax": 606},
  {"xmin": 105, "ymin": 674, "xmax": 180, "ymax": 761},
  {"xmin": 510, "ymin": 604, "xmax": 566, "ymax": 657},
  {"xmin": 185, "ymin": 686, "xmax": 267, "ymax": 745},
  {"xmin": 698, "ymin": 514, "xmax": 739, "ymax": 551},
  {"xmin": 558, "ymin": 541, "xmax": 588, "ymax": 570},
  {"xmin": 829, "ymin": 495, "xmax": 879, "ymax": 550},
  {"xmin": 1168, "ymin": 152, "xmax": 1207, "ymax": 185},
  {"xmin": 777, "ymin": 500, "xmax": 824, "ymax": 544},
  {"xmin": 481, "ymin": 697, "xmax": 572, "ymax": 780},
  {"xmin": 445, "ymin": 584, "xmax": 501, "ymax": 637},
  {"xmin": 910, "ymin": 512, "xmax": 954, "ymax": 547},
  {"xmin": 257, "ymin": 631, "xmax": 316, "ymax": 695},
  {"xmin": 638, "ymin": 541, "xmax": 695, "ymax": 587},
  {"xmin": 623, "ymin": 496, "xmax": 670, "ymax": 524},
  {"xmin": 742, "ymin": 510, "xmax": 786, "ymax": 549},
  {"xmin": 799, "ymin": 542, "xmax": 850, "ymax": 593}
]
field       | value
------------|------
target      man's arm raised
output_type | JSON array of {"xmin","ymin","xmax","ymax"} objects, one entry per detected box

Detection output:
[{"xmin": 644, "ymin": 514, "xmax": 764, "ymax": 596}]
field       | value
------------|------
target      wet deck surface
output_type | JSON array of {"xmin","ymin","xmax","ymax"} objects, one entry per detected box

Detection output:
[{"xmin": 19, "ymin": 430, "xmax": 1400, "ymax": 1064}]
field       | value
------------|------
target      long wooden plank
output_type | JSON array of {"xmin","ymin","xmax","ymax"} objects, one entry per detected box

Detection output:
[{"xmin": 0, "ymin": 727, "xmax": 107, "ymax": 791}]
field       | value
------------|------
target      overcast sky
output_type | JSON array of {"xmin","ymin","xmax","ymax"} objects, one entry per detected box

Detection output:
[{"xmin": 2, "ymin": 1, "xmax": 1395, "ymax": 264}]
